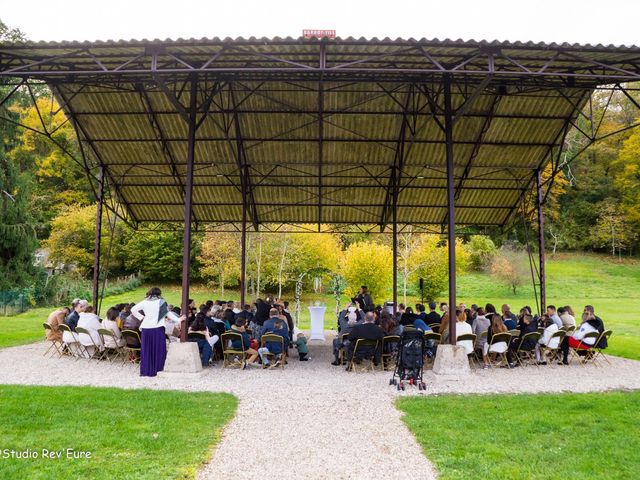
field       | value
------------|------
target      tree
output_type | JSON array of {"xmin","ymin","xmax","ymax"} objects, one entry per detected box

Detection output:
[
  {"xmin": 0, "ymin": 152, "xmax": 38, "ymax": 290},
  {"xmin": 9, "ymin": 96, "xmax": 92, "ymax": 237},
  {"xmin": 199, "ymin": 232, "xmax": 241, "ymax": 297},
  {"xmin": 341, "ymin": 241, "xmax": 392, "ymax": 302},
  {"xmin": 43, "ymin": 204, "xmax": 129, "ymax": 276},
  {"xmin": 124, "ymin": 230, "xmax": 193, "ymax": 282},
  {"xmin": 467, "ymin": 235, "xmax": 497, "ymax": 270},
  {"xmin": 409, "ymin": 236, "xmax": 469, "ymax": 302},
  {"xmin": 590, "ymin": 201, "xmax": 632, "ymax": 257},
  {"xmin": 490, "ymin": 248, "xmax": 528, "ymax": 295}
]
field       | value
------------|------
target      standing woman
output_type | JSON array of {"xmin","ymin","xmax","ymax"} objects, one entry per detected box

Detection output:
[{"xmin": 131, "ymin": 287, "xmax": 169, "ymax": 377}]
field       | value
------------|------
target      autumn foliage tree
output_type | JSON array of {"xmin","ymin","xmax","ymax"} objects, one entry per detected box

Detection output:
[{"xmin": 341, "ymin": 241, "xmax": 393, "ymax": 302}]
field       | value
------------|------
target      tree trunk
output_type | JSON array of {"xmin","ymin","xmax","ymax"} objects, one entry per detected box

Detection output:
[{"xmin": 277, "ymin": 238, "xmax": 289, "ymax": 299}]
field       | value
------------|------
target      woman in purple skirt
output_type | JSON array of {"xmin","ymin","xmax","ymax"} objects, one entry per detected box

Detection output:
[{"xmin": 131, "ymin": 287, "xmax": 169, "ymax": 377}]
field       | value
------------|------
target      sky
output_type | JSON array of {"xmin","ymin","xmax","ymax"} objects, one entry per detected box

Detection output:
[{"xmin": 1, "ymin": 0, "xmax": 639, "ymax": 46}]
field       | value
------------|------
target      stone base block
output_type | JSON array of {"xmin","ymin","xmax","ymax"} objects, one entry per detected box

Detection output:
[
  {"xmin": 161, "ymin": 342, "xmax": 203, "ymax": 374},
  {"xmin": 432, "ymin": 344, "xmax": 471, "ymax": 376}
]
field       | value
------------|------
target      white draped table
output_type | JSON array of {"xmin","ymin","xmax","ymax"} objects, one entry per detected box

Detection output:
[{"xmin": 308, "ymin": 306, "xmax": 327, "ymax": 341}]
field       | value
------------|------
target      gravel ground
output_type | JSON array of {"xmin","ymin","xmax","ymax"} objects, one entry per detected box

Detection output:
[{"xmin": 1, "ymin": 332, "xmax": 639, "ymax": 480}]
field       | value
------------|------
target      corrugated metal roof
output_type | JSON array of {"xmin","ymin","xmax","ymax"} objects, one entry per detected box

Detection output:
[{"xmin": 2, "ymin": 37, "xmax": 637, "ymax": 228}]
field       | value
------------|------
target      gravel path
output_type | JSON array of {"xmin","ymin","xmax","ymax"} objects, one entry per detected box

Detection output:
[{"xmin": 1, "ymin": 332, "xmax": 639, "ymax": 479}]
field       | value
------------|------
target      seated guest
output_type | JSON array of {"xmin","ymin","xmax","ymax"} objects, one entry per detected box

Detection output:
[
  {"xmin": 63, "ymin": 299, "xmax": 87, "ymax": 346},
  {"xmin": 46, "ymin": 307, "xmax": 70, "ymax": 343},
  {"xmin": 415, "ymin": 304, "xmax": 427, "ymax": 322},
  {"xmin": 439, "ymin": 311, "xmax": 450, "ymax": 342},
  {"xmin": 501, "ymin": 304, "xmax": 518, "ymax": 330},
  {"xmin": 77, "ymin": 305, "xmax": 104, "ymax": 357},
  {"xmin": 559, "ymin": 306, "xmax": 576, "ymax": 330},
  {"xmin": 258, "ymin": 319, "xmax": 289, "ymax": 367},
  {"xmin": 164, "ymin": 310, "xmax": 182, "ymax": 341},
  {"xmin": 482, "ymin": 314, "xmax": 509, "ymax": 368},
  {"xmin": 230, "ymin": 318, "xmax": 259, "ymax": 365},
  {"xmin": 263, "ymin": 308, "xmax": 289, "ymax": 338},
  {"xmin": 471, "ymin": 307, "xmax": 490, "ymax": 351},
  {"xmin": 506, "ymin": 313, "xmax": 538, "ymax": 367},
  {"xmin": 102, "ymin": 307, "xmax": 125, "ymax": 348},
  {"xmin": 559, "ymin": 306, "xmax": 606, "ymax": 365},
  {"xmin": 535, "ymin": 314, "xmax": 559, "ymax": 364},
  {"xmin": 400, "ymin": 306, "xmax": 419, "ymax": 327},
  {"xmin": 347, "ymin": 312, "xmax": 385, "ymax": 366},
  {"xmin": 189, "ymin": 312, "xmax": 220, "ymax": 367},
  {"xmin": 424, "ymin": 302, "xmax": 441, "ymax": 326},
  {"xmin": 454, "ymin": 309, "xmax": 474, "ymax": 355},
  {"xmin": 118, "ymin": 303, "xmax": 133, "ymax": 327},
  {"xmin": 236, "ymin": 304, "xmax": 254, "ymax": 324},
  {"xmin": 547, "ymin": 305, "xmax": 563, "ymax": 329},
  {"xmin": 332, "ymin": 308, "xmax": 361, "ymax": 365}
]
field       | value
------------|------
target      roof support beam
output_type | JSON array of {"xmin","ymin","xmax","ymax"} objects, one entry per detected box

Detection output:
[
  {"xmin": 229, "ymin": 83, "xmax": 260, "ymax": 231},
  {"xmin": 137, "ymin": 84, "xmax": 198, "ymax": 226}
]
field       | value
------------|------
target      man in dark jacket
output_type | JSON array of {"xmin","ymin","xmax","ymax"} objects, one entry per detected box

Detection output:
[{"xmin": 347, "ymin": 312, "xmax": 384, "ymax": 365}]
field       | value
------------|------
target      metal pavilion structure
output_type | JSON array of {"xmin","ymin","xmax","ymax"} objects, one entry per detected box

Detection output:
[{"xmin": 2, "ymin": 36, "xmax": 640, "ymax": 342}]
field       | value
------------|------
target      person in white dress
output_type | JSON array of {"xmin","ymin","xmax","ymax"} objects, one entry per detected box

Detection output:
[
  {"xmin": 77, "ymin": 305, "xmax": 104, "ymax": 357},
  {"xmin": 102, "ymin": 307, "xmax": 125, "ymax": 348},
  {"xmin": 455, "ymin": 309, "xmax": 474, "ymax": 355}
]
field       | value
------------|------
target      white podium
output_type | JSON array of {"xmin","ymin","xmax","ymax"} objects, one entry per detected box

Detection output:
[{"xmin": 308, "ymin": 306, "xmax": 326, "ymax": 341}]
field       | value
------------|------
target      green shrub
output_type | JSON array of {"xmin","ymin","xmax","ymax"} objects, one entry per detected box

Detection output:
[{"xmin": 467, "ymin": 235, "xmax": 497, "ymax": 271}]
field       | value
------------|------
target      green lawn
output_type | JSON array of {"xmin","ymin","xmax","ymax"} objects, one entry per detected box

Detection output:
[
  {"xmin": 397, "ymin": 391, "xmax": 640, "ymax": 480},
  {"xmin": 3, "ymin": 252, "xmax": 640, "ymax": 359},
  {"xmin": 0, "ymin": 385, "xmax": 236, "ymax": 480}
]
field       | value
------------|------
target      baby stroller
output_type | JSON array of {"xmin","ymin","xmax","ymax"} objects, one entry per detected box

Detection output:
[{"xmin": 389, "ymin": 329, "xmax": 426, "ymax": 391}]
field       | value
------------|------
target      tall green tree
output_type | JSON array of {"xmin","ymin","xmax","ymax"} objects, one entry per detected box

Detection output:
[{"xmin": 0, "ymin": 19, "xmax": 38, "ymax": 290}]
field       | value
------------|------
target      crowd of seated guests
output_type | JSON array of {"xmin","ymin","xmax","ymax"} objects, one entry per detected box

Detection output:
[{"xmin": 328, "ymin": 297, "xmax": 607, "ymax": 371}]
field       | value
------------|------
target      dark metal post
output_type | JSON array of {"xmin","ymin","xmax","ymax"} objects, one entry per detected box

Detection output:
[
  {"xmin": 92, "ymin": 165, "xmax": 104, "ymax": 313},
  {"xmin": 392, "ymin": 173, "xmax": 398, "ymax": 314},
  {"xmin": 536, "ymin": 169, "xmax": 547, "ymax": 313},
  {"xmin": 240, "ymin": 174, "xmax": 248, "ymax": 307},
  {"xmin": 444, "ymin": 74, "xmax": 457, "ymax": 344},
  {"xmin": 180, "ymin": 77, "xmax": 198, "ymax": 342}
]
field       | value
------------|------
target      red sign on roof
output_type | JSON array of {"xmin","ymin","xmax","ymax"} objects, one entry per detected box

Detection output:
[{"xmin": 303, "ymin": 29, "xmax": 336, "ymax": 39}]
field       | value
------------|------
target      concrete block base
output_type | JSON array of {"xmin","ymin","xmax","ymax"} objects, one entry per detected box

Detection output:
[
  {"xmin": 432, "ymin": 344, "xmax": 471, "ymax": 376},
  {"xmin": 161, "ymin": 342, "xmax": 203, "ymax": 374}
]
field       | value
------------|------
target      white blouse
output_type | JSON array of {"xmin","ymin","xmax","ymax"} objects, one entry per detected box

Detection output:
[{"xmin": 131, "ymin": 297, "xmax": 166, "ymax": 330}]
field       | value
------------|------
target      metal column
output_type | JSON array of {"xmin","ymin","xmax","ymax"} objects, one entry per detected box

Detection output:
[
  {"xmin": 92, "ymin": 165, "xmax": 104, "ymax": 313},
  {"xmin": 240, "ymin": 172, "xmax": 248, "ymax": 307},
  {"xmin": 392, "ymin": 170, "xmax": 398, "ymax": 314},
  {"xmin": 536, "ymin": 169, "xmax": 547, "ymax": 313},
  {"xmin": 444, "ymin": 74, "xmax": 457, "ymax": 344},
  {"xmin": 180, "ymin": 77, "xmax": 198, "ymax": 342}
]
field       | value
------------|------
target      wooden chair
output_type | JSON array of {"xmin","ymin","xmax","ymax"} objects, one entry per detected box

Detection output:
[
  {"xmin": 473, "ymin": 330, "xmax": 487, "ymax": 364},
  {"xmin": 76, "ymin": 326, "xmax": 104, "ymax": 361},
  {"xmin": 220, "ymin": 332, "xmax": 247, "ymax": 368},
  {"xmin": 539, "ymin": 330, "xmax": 566, "ymax": 364},
  {"xmin": 57, "ymin": 324, "xmax": 82, "ymax": 360},
  {"xmin": 98, "ymin": 328, "xmax": 126, "ymax": 363},
  {"xmin": 428, "ymin": 323, "xmax": 440, "ymax": 333},
  {"xmin": 456, "ymin": 333, "xmax": 477, "ymax": 368},
  {"xmin": 569, "ymin": 331, "xmax": 601, "ymax": 366},
  {"xmin": 337, "ymin": 332, "xmax": 350, "ymax": 365},
  {"xmin": 260, "ymin": 334, "xmax": 286, "ymax": 369},
  {"xmin": 120, "ymin": 329, "xmax": 142, "ymax": 365},
  {"xmin": 423, "ymin": 332, "xmax": 441, "ymax": 368},
  {"xmin": 581, "ymin": 330, "xmax": 612, "ymax": 367},
  {"xmin": 42, "ymin": 323, "xmax": 63, "ymax": 358},
  {"xmin": 381, "ymin": 335, "xmax": 400, "ymax": 371},
  {"xmin": 347, "ymin": 339, "xmax": 379, "ymax": 373},
  {"xmin": 486, "ymin": 332, "xmax": 512, "ymax": 368},
  {"xmin": 513, "ymin": 331, "xmax": 541, "ymax": 367}
]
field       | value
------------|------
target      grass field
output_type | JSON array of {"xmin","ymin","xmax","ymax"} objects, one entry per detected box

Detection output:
[
  {"xmin": 2, "ymin": 253, "xmax": 639, "ymax": 359},
  {"xmin": 397, "ymin": 391, "xmax": 640, "ymax": 480},
  {"xmin": 0, "ymin": 385, "xmax": 236, "ymax": 480}
]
